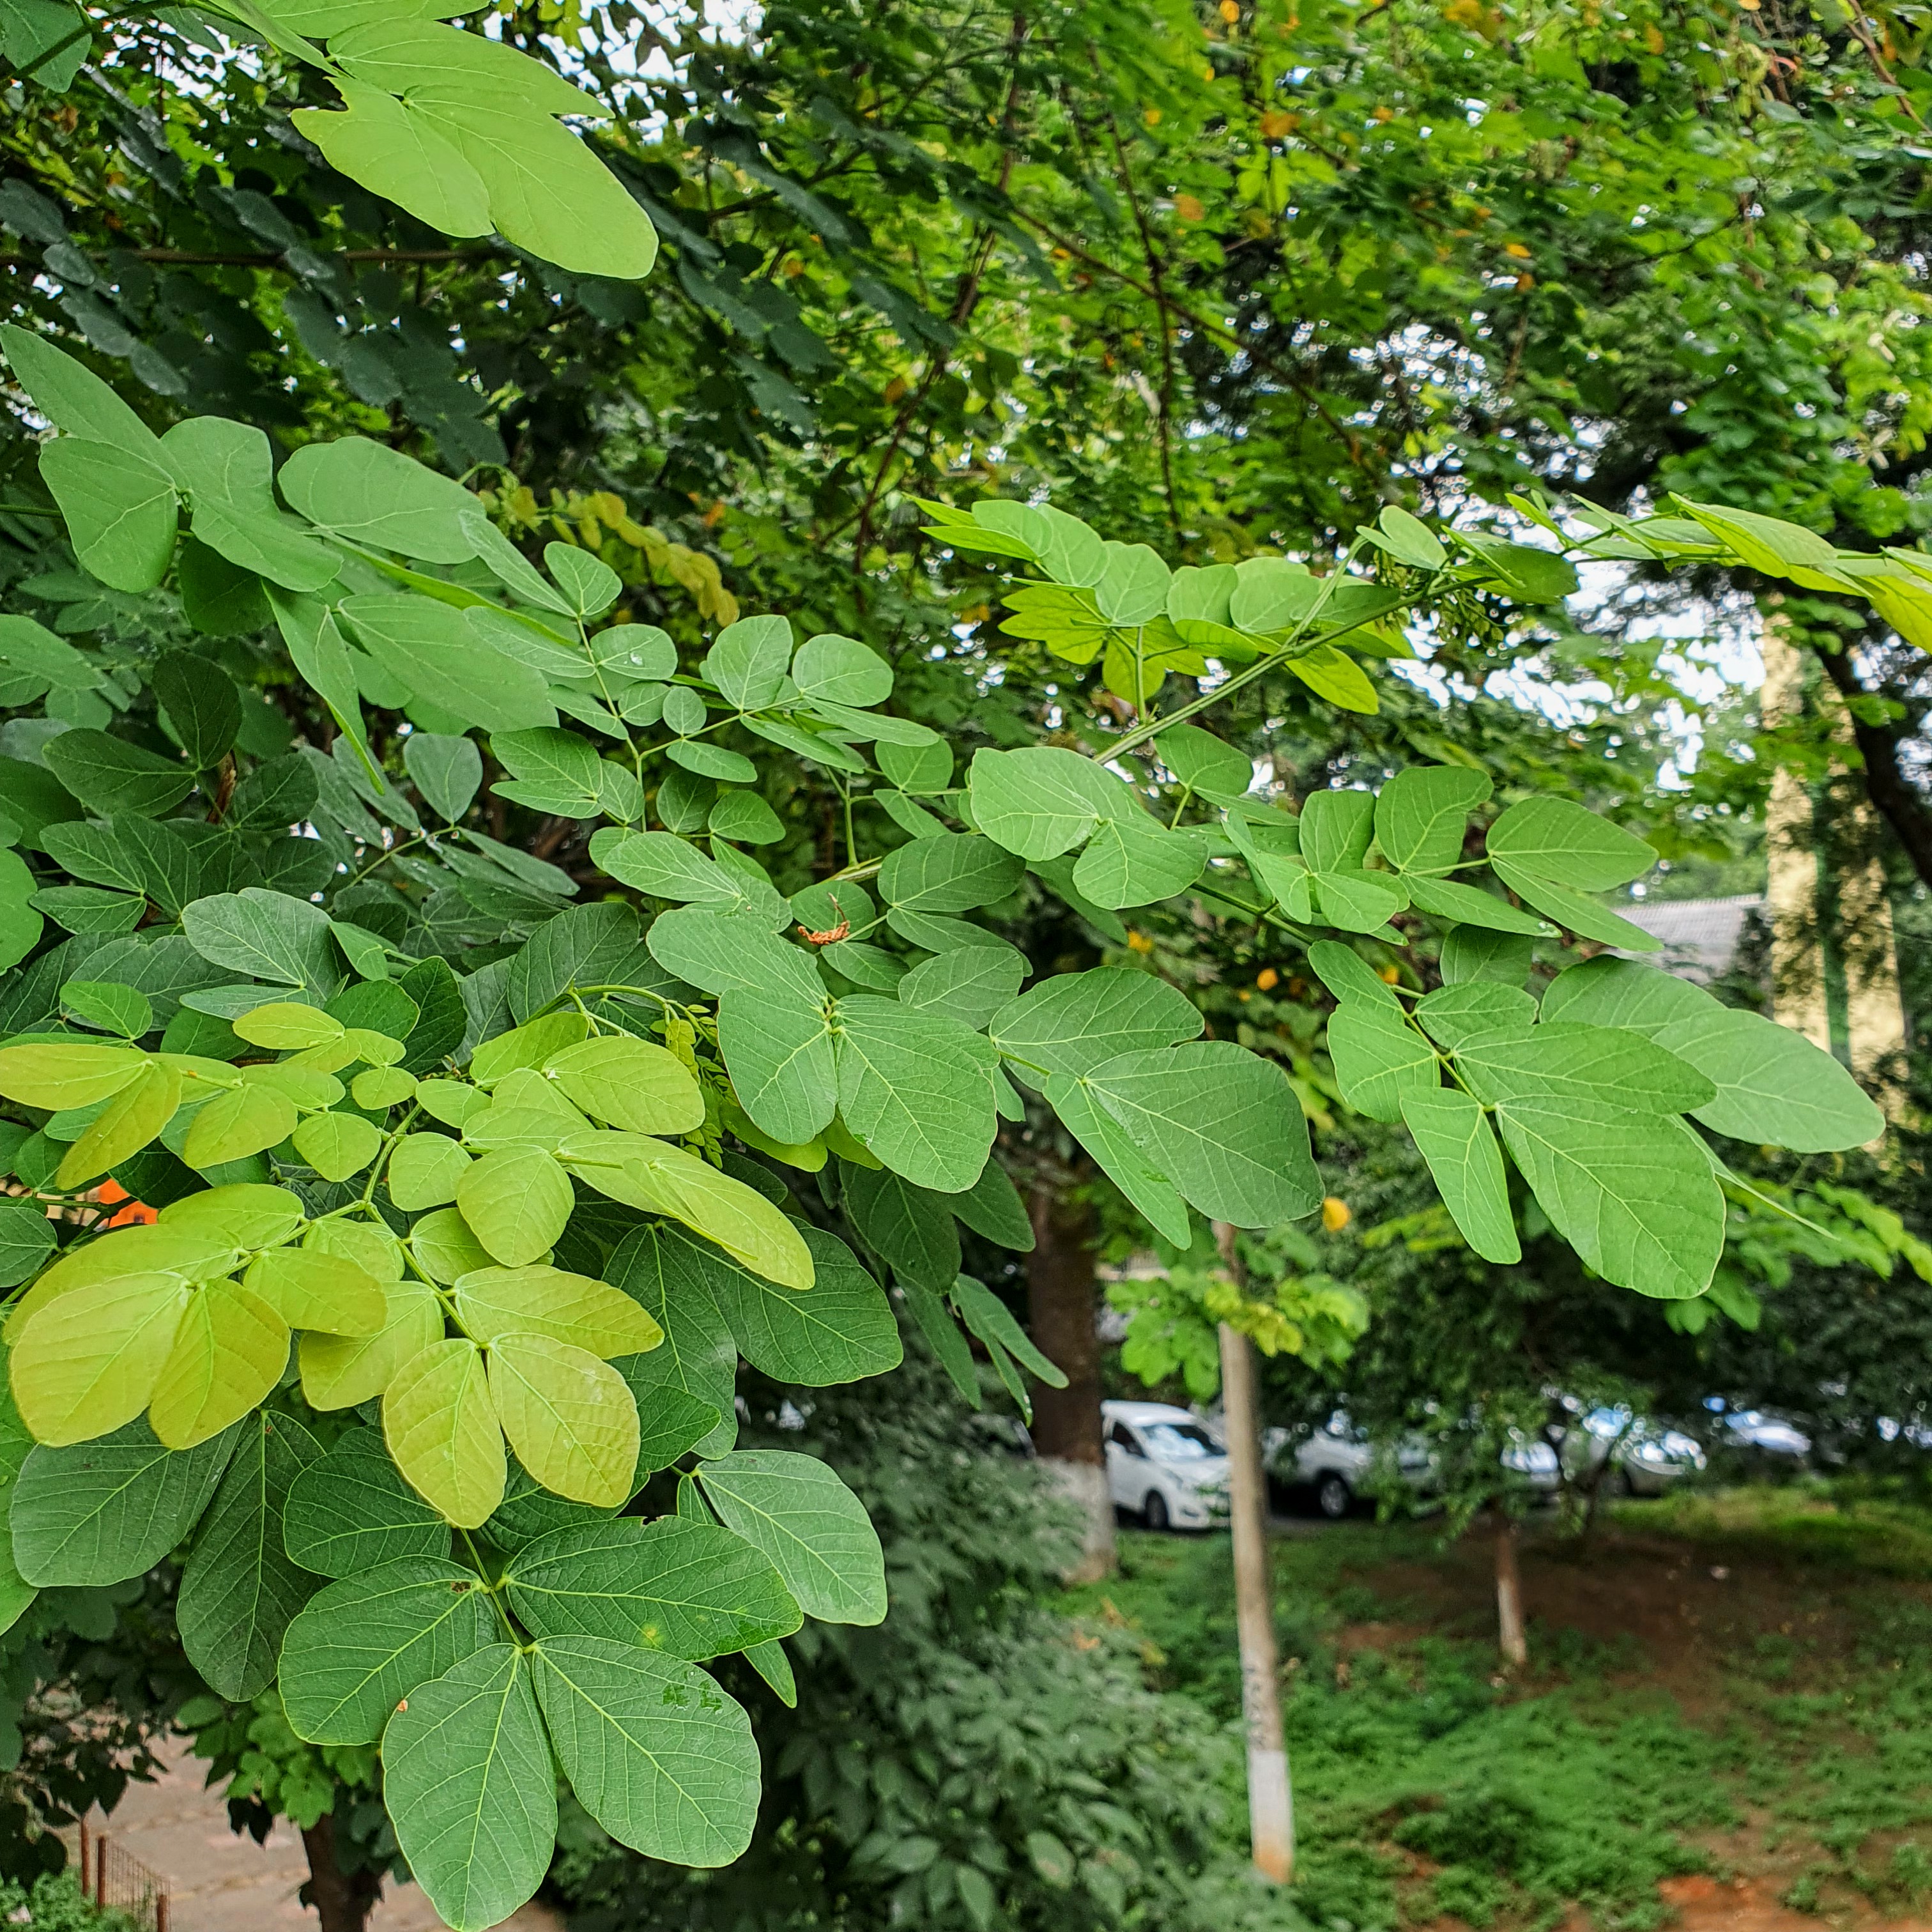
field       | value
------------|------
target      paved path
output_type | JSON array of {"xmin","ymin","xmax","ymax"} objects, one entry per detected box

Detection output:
[{"xmin": 77, "ymin": 1736, "xmax": 564, "ymax": 1932}]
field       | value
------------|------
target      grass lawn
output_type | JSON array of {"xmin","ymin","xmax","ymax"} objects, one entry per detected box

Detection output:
[{"xmin": 1061, "ymin": 1485, "xmax": 1932, "ymax": 1929}]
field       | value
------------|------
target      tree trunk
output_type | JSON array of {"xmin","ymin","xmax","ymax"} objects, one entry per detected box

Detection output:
[
  {"xmin": 1493, "ymin": 1508, "xmax": 1528, "ymax": 1669},
  {"xmin": 1813, "ymin": 641, "xmax": 1932, "ymax": 891},
  {"xmin": 301, "ymin": 1815, "xmax": 381, "ymax": 1932},
  {"xmin": 1026, "ymin": 1177, "xmax": 1114, "ymax": 1584},
  {"xmin": 1215, "ymin": 1221, "xmax": 1294, "ymax": 1883}
]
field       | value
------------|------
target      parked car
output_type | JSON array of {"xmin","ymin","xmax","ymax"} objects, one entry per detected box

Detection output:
[
  {"xmin": 1711, "ymin": 1404, "xmax": 1813, "ymax": 1466},
  {"xmin": 1268, "ymin": 1410, "xmax": 1435, "ymax": 1519},
  {"xmin": 1569, "ymin": 1407, "xmax": 1708, "ymax": 1496},
  {"xmin": 1102, "ymin": 1400, "xmax": 1230, "ymax": 1530}
]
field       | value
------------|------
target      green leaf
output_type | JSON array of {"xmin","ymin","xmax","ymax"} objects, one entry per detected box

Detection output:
[
  {"xmin": 532, "ymin": 1635, "xmax": 758, "ymax": 1864},
  {"xmin": 1485, "ymin": 797, "xmax": 1656, "ymax": 891},
  {"xmin": 708, "ymin": 790, "xmax": 783, "ymax": 845},
  {"xmin": 715, "ymin": 981, "xmax": 837, "ymax": 1145},
  {"xmin": 1454, "ymin": 1023, "xmax": 1716, "ymax": 1113},
  {"xmin": 1305, "ymin": 940, "xmax": 1401, "ymax": 1010},
  {"xmin": 689, "ymin": 1224, "xmax": 900, "ymax": 1386},
  {"xmin": 190, "ymin": 498, "xmax": 341, "ymax": 594},
  {"xmin": 1071, "ymin": 815, "xmax": 1204, "ymax": 910},
  {"xmin": 1537, "ymin": 956, "xmax": 1720, "ymax": 1038},
  {"xmin": 284, "ymin": 1425, "xmax": 448, "ymax": 1576},
  {"xmin": 244, "ymin": 1246, "xmax": 387, "ymax": 1335},
  {"xmin": 966, "ymin": 747, "xmax": 1133, "ymax": 860},
  {"xmin": 1402, "ymin": 874, "xmax": 1554, "ymax": 935},
  {"xmin": 471, "ymin": 1010, "xmax": 590, "ymax": 1087},
  {"xmin": 949, "ymin": 1275, "xmax": 1065, "ymax": 1386},
  {"xmin": 146, "ymin": 1281, "xmax": 288, "ymax": 1450},
  {"xmin": 894, "ymin": 947, "xmax": 1025, "ymax": 1031},
  {"xmin": 293, "ymin": 71, "xmax": 491, "ymax": 231},
  {"xmin": 594, "ymin": 829, "xmax": 747, "ymax": 907},
  {"xmin": 454, "ymin": 1264, "xmax": 661, "ymax": 1357},
  {"xmin": 0, "ymin": 325, "xmax": 166, "ymax": 461},
  {"xmin": 1494, "ymin": 1100, "xmax": 1723, "ymax": 1300},
  {"xmin": 1414, "ymin": 982, "xmax": 1538, "ymax": 1052},
  {"xmin": 39, "ymin": 440, "xmax": 178, "ymax": 593},
  {"xmin": 1489, "ymin": 861, "xmax": 1662, "ymax": 951},
  {"xmin": 1324, "ymin": 1002, "xmax": 1438, "ymax": 1123},
  {"xmin": 1652, "ymin": 1008, "xmax": 1885, "ymax": 1151},
  {"xmin": 545, "ymin": 1035, "xmax": 704, "ymax": 1136},
  {"xmin": 278, "ymin": 434, "xmax": 479, "ymax": 564},
  {"xmin": 404, "ymin": 732, "xmax": 484, "ymax": 823},
  {"xmin": 183, "ymin": 887, "xmax": 337, "ymax": 987},
  {"xmin": 792, "ymin": 632, "xmax": 891, "ymax": 707},
  {"xmin": 1675, "ymin": 498, "xmax": 1852, "ymax": 594},
  {"xmin": 877, "ymin": 834, "xmax": 1024, "ymax": 916},
  {"xmin": 42, "ymin": 730, "xmax": 195, "ymax": 817},
  {"xmin": 840, "ymin": 1164, "xmax": 960, "ymax": 1291},
  {"xmin": 234, "ymin": 1002, "xmax": 344, "ymax": 1050},
  {"xmin": 176, "ymin": 1410, "xmax": 321, "ymax": 1700},
  {"xmin": 300, "ymin": 1278, "xmax": 446, "ymax": 1410},
  {"xmin": 833, "ymin": 996, "xmax": 995, "ymax": 1192},
  {"xmin": 56, "ymin": 1060, "xmax": 180, "ymax": 1188},
  {"xmin": 949, "ymin": 1157, "xmax": 1034, "ymax": 1252},
  {"xmin": 280, "ymin": 1554, "xmax": 500, "ymax": 1745},
  {"xmin": 151, "ymin": 650, "xmax": 241, "ymax": 769},
  {"xmin": 1312, "ymin": 866, "xmax": 1407, "ymax": 935},
  {"xmin": 990, "ymin": 968, "xmax": 1200, "ymax": 1082},
  {"xmin": 383, "ymin": 1644, "xmax": 555, "ymax": 1932},
  {"xmin": 1155, "ymin": 723, "xmax": 1252, "ymax": 804},
  {"xmin": 0, "ymin": 1202, "xmax": 55, "ymax": 1289},
  {"xmin": 696, "ymin": 1449, "xmax": 885, "ymax": 1625},
  {"xmin": 899, "ymin": 1280, "xmax": 980, "ymax": 1404},
  {"xmin": 609, "ymin": 1227, "xmax": 738, "ymax": 1459},
  {"xmin": 1085, "ymin": 1042, "xmax": 1322, "ymax": 1227},
  {"xmin": 489, "ymin": 1333, "xmax": 639, "ymax": 1508},
  {"xmin": 1092, "ymin": 541, "xmax": 1170, "ymax": 624},
  {"xmin": 10, "ymin": 1418, "xmax": 233, "ymax": 1586},
  {"xmin": 181, "ymin": 1084, "xmax": 298, "ymax": 1168},
  {"xmin": 506, "ymin": 1517, "xmax": 800, "ymax": 1659},
  {"xmin": 1287, "ymin": 644, "xmax": 1379, "ymax": 713},
  {"xmin": 1042, "ymin": 1073, "xmax": 1192, "ymax": 1247},
  {"xmin": 702, "ymin": 615, "xmax": 792, "ymax": 709},
  {"xmin": 458, "ymin": 1147, "xmax": 574, "ymax": 1266},
  {"xmin": 1300, "ymin": 790, "xmax": 1374, "ymax": 872},
  {"xmin": 876, "ymin": 737, "xmax": 952, "ymax": 795},
  {"xmin": 0, "ymin": 1039, "xmax": 147, "ymax": 1110},
  {"xmin": 1375, "ymin": 767, "xmax": 1491, "ymax": 875},
  {"xmin": 339, "ymin": 594, "xmax": 556, "ymax": 733},
  {"xmin": 1399, "ymin": 1087, "xmax": 1520, "ymax": 1264},
  {"xmin": 544, "ymin": 542, "xmax": 620, "ymax": 618},
  {"xmin": 383, "ymin": 1338, "xmax": 506, "ymax": 1527}
]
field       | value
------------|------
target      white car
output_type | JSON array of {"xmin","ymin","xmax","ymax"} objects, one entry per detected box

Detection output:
[
  {"xmin": 1572, "ymin": 1406, "xmax": 1708, "ymax": 1495},
  {"xmin": 1102, "ymin": 1400, "xmax": 1230, "ymax": 1531},
  {"xmin": 1275, "ymin": 1410, "xmax": 1436, "ymax": 1519}
]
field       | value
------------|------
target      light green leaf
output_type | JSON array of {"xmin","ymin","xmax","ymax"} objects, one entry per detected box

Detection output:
[
  {"xmin": 176, "ymin": 1410, "xmax": 321, "ymax": 1700},
  {"xmin": 716, "ymin": 983, "xmax": 838, "ymax": 1146},
  {"xmin": 56, "ymin": 1060, "xmax": 180, "ymax": 1188},
  {"xmin": 156, "ymin": 1181, "xmax": 303, "ymax": 1252},
  {"xmin": 703, "ymin": 615, "xmax": 792, "ymax": 709},
  {"xmin": 298, "ymin": 1277, "xmax": 445, "ymax": 1411},
  {"xmin": 1399, "ymin": 1087, "xmax": 1520, "ymax": 1264},
  {"xmin": 234, "ymin": 1002, "xmax": 344, "ymax": 1050},
  {"xmin": 532, "ymin": 1636, "xmax": 758, "ymax": 1865},
  {"xmin": 792, "ymin": 632, "xmax": 891, "ymax": 707},
  {"xmin": 686, "ymin": 1224, "xmax": 900, "ymax": 1386},
  {"xmin": 506, "ymin": 1517, "xmax": 800, "ymax": 1659},
  {"xmin": 832, "ymin": 996, "xmax": 995, "ymax": 1192},
  {"xmin": 1286, "ymin": 644, "xmax": 1378, "ymax": 712},
  {"xmin": 293, "ymin": 1109, "xmax": 384, "ymax": 1182},
  {"xmin": 544, "ymin": 1034, "xmax": 704, "ymax": 1136},
  {"xmin": 457, "ymin": 1147, "xmax": 574, "ymax": 1266},
  {"xmin": 1086, "ymin": 1043, "xmax": 1321, "ymax": 1227},
  {"xmin": 1653, "ymin": 1008, "xmax": 1885, "ymax": 1151},
  {"xmin": 0, "ymin": 325, "xmax": 167, "ymax": 461},
  {"xmin": 876, "ymin": 737, "xmax": 953, "ymax": 795},
  {"xmin": 292, "ymin": 79, "xmax": 493, "ymax": 239},
  {"xmin": 281, "ymin": 1554, "xmax": 500, "ymax": 1745},
  {"xmin": 1454, "ymin": 1022, "xmax": 1715, "ymax": 1113},
  {"xmin": 965, "ymin": 747, "xmax": 1132, "ymax": 860},
  {"xmin": 339, "ymin": 594, "xmax": 556, "ymax": 732},
  {"xmin": 384, "ymin": 1644, "xmax": 555, "ymax": 1932},
  {"xmin": 1155, "ymin": 723, "xmax": 1252, "ymax": 804},
  {"xmin": 147, "ymin": 1282, "xmax": 288, "ymax": 1450},
  {"xmin": 1313, "ymin": 866, "xmax": 1408, "ymax": 934},
  {"xmin": 1042, "ymin": 1073, "xmax": 1192, "ymax": 1247},
  {"xmin": 1092, "ymin": 541, "xmax": 1170, "ymax": 624},
  {"xmin": 696, "ymin": 1448, "xmax": 885, "ymax": 1625},
  {"xmin": 182, "ymin": 1084, "xmax": 298, "ymax": 1167},
  {"xmin": 279, "ymin": 435, "xmax": 480, "ymax": 564},
  {"xmin": 39, "ymin": 440, "xmax": 178, "ymax": 593},
  {"xmin": 1374, "ymin": 767, "xmax": 1491, "ymax": 875},
  {"xmin": 244, "ymin": 1246, "xmax": 387, "ymax": 1336},
  {"xmin": 1494, "ymin": 1100, "xmax": 1723, "ymax": 1300},
  {"xmin": 489, "ymin": 1334, "xmax": 639, "ymax": 1508},
  {"xmin": 471, "ymin": 1011, "xmax": 590, "ymax": 1087},
  {"xmin": 10, "ymin": 1418, "xmax": 233, "ymax": 1587},
  {"xmin": 383, "ymin": 1339, "xmax": 506, "ymax": 1527},
  {"xmin": 455, "ymin": 1265, "xmax": 661, "ymax": 1358},
  {"xmin": 10, "ymin": 1271, "xmax": 187, "ymax": 1445},
  {"xmin": 0, "ymin": 1039, "xmax": 147, "ymax": 1110},
  {"xmin": 1485, "ymin": 797, "xmax": 1657, "ymax": 891},
  {"xmin": 1675, "ymin": 498, "xmax": 1852, "ymax": 594},
  {"xmin": 284, "ymin": 1426, "xmax": 449, "ymax": 1577}
]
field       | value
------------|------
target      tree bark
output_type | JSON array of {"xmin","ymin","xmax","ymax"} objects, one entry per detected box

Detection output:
[
  {"xmin": 1026, "ymin": 1176, "xmax": 1114, "ymax": 1583},
  {"xmin": 301, "ymin": 1815, "xmax": 381, "ymax": 1932},
  {"xmin": 1813, "ymin": 644, "xmax": 1932, "ymax": 891},
  {"xmin": 1215, "ymin": 1221, "xmax": 1294, "ymax": 1883},
  {"xmin": 1493, "ymin": 1508, "xmax": 1528, "ymax": 1669}
]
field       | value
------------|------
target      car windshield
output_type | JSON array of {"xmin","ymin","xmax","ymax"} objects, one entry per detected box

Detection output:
[{"xmin": 1142, "ymin": 1422, "xmax": 1220, "ymax": 1460}]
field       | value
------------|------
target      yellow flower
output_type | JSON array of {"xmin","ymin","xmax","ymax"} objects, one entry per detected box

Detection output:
[{"xmin": 1322, "ymin": 1197, "xmax": 1352, "ymax": 1232}]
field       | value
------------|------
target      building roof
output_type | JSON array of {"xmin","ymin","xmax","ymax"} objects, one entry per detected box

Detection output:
[{"xmin": 1612, "ymin": 894, "xmax": 1762, "ymax": 985}]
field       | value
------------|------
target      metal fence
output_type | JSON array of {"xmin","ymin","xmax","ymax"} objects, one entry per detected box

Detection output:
[{"xmin": 72, "ymin": 1821, "xmax": 171, "ymax": 1932}]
